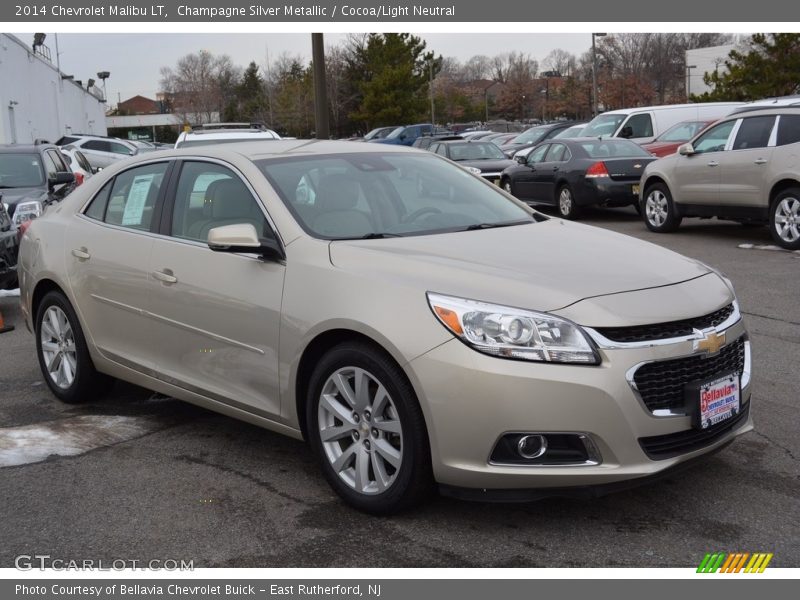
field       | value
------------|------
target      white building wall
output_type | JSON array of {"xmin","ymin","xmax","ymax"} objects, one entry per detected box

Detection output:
[
  {"xmin": 685, "ymin": 44, "xmax": 737, "ymax": 97},
  {"xmin": 0, "ymin": 33, "xmax": 107, "ymax": 144}
]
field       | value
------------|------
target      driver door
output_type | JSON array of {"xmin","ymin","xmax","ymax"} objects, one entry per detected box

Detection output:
[{"xmin": 674, "ymin": 120, "xmax": 738, "ymax": 206}]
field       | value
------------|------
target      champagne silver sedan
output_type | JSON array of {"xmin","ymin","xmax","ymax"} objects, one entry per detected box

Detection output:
[{"xmin": 18, "ymin": 140, "xmax": 753, "ymax": 513}]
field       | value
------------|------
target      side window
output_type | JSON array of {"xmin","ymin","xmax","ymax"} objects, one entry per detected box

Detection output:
[
  {"xmin": 732, "ymin": 116, "xmax": 776, "ymax": 150},
  {"xmin": 81, "ymin": 140, "xmax": 108, "ymax": 152},
  {"xmin": 109, "ymin": 142, "xmax": 133, "ymax": 156},
  {"xmin": 777, "ymin": 115, "xmax": 800, "ymax": 146},
  {"xmin": 622, "ymin": 113, "xmax": 653, "ymax": 138},
  {"xmin": 692, "ymin": 121, "xmax": 737, "ymax": 154},
  {"xmin": 170, "ymin": 161, "xmax": 272, "ymax": 244},
  {"xmin": 434, "ymin": 144, "xmax": 447, "ymax": 156},
  {"xmin": 527, "ymin": 144, "xmax": 550, "ymax": 164},
  {"xmin": 104, "ymin": 162, "xmax": 168, "ymax": 231},
  {"xmin": 545, "ymin": 144, "xmax": 567, "ymax": 162},
  {"xmin": 41, "ymin": 152, "xmax": 59, "ymax": 180},
  {"xmin": 84, "ymin": 181, "xmax": 112, "ymax": 220},
  {"xmin": 74, "ymin": 151, "xmax": 93, "ymax": 172},
  {"xmin": 46, "ymin": 150, "xmax": 68, "ymax": 172}
]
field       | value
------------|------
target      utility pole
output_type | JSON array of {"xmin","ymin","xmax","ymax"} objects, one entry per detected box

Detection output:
[
  {"xmin": 429, "ymin": 59, "xmax": 435, "ymax": 126},
  {"xmin": 592, "ymin": 33, "xmax": 606, "ymax": 117},
  {"xmin": 311, "ymin": 33, "xmax": 329, "ymax": 139}
]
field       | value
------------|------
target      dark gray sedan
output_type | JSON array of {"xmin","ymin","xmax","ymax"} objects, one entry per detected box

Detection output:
[
  {"xmin": 499, "ymin": 138, "xmax": 656, "ymax": 219},
  {"xmin": 428, "ymin": 140, "xmax": 516, "ymax": 185}
]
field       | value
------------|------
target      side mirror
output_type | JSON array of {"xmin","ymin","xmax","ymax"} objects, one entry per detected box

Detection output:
[
  {"xmin": 49, "ymin": 172, "xmax": 75, "ymax": 188},
  {"xmin": 515, "ymin": 154, "xmax": 527, "ymax": 165},
  {"xmin": 678, "ymin": 142, "xmax": 695, "ymax": 156},
  {"xmin": 619, "ymin": 126, "xmax": 634, "ymax": 139},
  {"xmin": 207, "ymin": 223, "xmax": 285, "ymax": 261}
]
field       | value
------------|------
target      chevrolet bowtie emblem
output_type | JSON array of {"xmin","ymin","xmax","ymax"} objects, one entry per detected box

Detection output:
[
  {"xmin": 694, "ymin": 329, "xmax": 726, "ymax": 354},
  {"xmin": 634, "ymin": 163, "xmax": 642, "ymax": 168}
]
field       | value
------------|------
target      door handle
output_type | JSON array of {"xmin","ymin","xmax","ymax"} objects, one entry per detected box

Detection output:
[
  {"xmin": 71, "ymin": 248, "xmax": 90, "ymax": 260},
  {"xmin": 707, "ymin": 161, "xmax": 719, "ymax": 167},
  {"xmin": 754, "ymin": 158, "xmax": 767, "ymax": 165},
  {"xmin": 152, "ymin": 270, "xmax": 178, "ymax": 284},
  {"xmin": 552, "ymin": 166, "xmax": 559, "ymax": 171}
]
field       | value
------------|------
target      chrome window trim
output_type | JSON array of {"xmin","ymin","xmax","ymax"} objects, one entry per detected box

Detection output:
[
  {"xmin": 584, "ymin": 300, "xmax": 741, "ymax": 350},
  {"xmin": 625, "ymin": 333, "xmax": 751, "ymax": 418},
  {"xmin": 77, "ymin": 155, "xmax": 286, "ymax": 251},
  {"xmin": 487, "ymin": 431, "xmax": 602, "ymax": 467}
]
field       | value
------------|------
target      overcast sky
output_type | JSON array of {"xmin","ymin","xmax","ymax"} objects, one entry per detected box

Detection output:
[{"xmin": 39, "ymin": 33, "xmax": 593, "ymax": 103}]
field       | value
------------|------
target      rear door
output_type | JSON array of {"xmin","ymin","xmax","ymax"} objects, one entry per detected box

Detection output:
[
  {"xmin": 718, "ymin": 115, "xmax": 777, "ymax": 207},
  {"xmin": 673, "ymin": 120, "xmax": 737, "ymax": 206}
]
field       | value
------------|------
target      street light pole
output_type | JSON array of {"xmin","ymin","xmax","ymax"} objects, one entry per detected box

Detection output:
[
  {"xmin": 429, "ymin": 58, "xmax": 435, "ymax": 126},
  {"xmin": 686, "ymin": 64, "xmax": 697, "ymax": 101},
  {"xmin": 592, "ymin": 33, "xmax": 606, "ymax": 117},
  {"xmin": 311, "ymin": 33, "xmax": 329, "ymax": 139}
]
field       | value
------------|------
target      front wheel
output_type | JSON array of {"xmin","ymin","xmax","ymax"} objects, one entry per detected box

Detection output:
[
  {"xmin": 770, "ymin": 189, "xmax": 800, "ymax": 250},
  {"xmin": 557, "ymin": 185, "xmax": 581, "ymax": 220},
  {"xmin": 306, "ymin": 342, "xmax": 433, "ymax": 514},
  {"xmin": 643, "ymin": 183, "xmax": 682, "ymax": 232},
  {"xmin": 35, "ymin": 291, "xmax": 112, "ymax": 403}
]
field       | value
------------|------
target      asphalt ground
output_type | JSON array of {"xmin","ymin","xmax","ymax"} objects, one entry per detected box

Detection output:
[{"xmin": 0, "ymin": 207, "xmax": 798, "ymax": 568}]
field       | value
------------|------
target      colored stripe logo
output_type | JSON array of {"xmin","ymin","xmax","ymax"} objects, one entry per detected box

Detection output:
[{"xmin": 697, "ymin": 552, "xmax": 773, "ymax": 573}]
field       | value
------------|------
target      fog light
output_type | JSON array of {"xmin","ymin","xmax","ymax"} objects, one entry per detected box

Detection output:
[{"xmin": 517, "ymin": 434, "xmax": 547, "ymax": 459}]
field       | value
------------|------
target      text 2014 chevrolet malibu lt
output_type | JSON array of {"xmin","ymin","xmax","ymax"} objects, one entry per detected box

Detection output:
[{"xmin": 18, "ymin": 140, "xmax": 752, "ymax": 513}]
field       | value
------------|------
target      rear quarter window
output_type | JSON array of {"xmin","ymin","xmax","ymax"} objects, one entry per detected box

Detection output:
[{"xmin": 777, "ymin": 115, "xmax": 800, "ymax": 146}]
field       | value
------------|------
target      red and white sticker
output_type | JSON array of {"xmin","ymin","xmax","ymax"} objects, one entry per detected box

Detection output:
[{"xmin": 699, "ymin": 374, "xmax": 740, "ymax": 429}]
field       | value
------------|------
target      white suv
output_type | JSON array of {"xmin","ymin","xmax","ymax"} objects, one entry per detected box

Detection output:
[{"xmin": 55, "ymin": 134, "xmax": 139, "ymax": 170}]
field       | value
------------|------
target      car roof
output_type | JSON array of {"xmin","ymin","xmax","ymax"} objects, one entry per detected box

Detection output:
[
  {"xmin": 0, "ymin": 143, "xmax": 56, "ymax": 153},
  {"xmin": 597, "ymin": 102, "xmax": 744, "ymax": 115}
]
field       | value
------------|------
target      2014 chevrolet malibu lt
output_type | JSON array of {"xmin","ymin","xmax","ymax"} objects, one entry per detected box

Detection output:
[{"xmin": 18, "ymin": 141, "xmax": 753, "ymax": 513}]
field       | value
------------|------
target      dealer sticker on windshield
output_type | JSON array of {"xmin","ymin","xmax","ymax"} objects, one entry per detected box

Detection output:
[{"xmin": 697, "ymin": 374, "xmax": 740, "ymax": 430}]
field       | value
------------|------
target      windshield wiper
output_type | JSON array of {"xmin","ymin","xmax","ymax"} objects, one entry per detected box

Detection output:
[
  {"xmin": 463, "ymin": 219, "xmax": 533, "ymax": 231},
  {"xmin": 359, "ymin": 232, "xmax": 405, "ymax": 239}
]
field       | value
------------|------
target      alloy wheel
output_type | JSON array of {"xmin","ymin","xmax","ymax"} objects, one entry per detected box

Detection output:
[
  {"xmin": 774, "ymin": 196, "xmax": 800, "ymax": 243},
  {"xmin": 317, "ymin": 367, "xmax": 403, "ymax": 495},
  {"xmin": 559, "ymin": 188, "xmax": 573, "ymax": 216},
  {"xmin": 646, "ymin": 190, "xmax": 669, "ymax": 227},
  {"xmin": 39, "ymin": 306, "xmax": 78, "ymax": 389}
]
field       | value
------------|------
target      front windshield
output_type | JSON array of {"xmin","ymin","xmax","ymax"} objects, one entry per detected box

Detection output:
[
  {"xmin": 553, "ymin": 125, "xmax": 586, "ymax": 139},
  {"xmin": 364, "ymin": 127, "xmax": 392, "ymax": 140},
  {"xmin": 656, "ymin": 121, "xmax": 710, "ymax": 142},
  {"xmin": 511, "ymin": 127, "xmax": 547, "ymax": 145},
  {"xmin": 581, "ymin": 114, "xmax": 626, "ymax": 138},
  {"xmin": 385, "ymin": 127, "xmax": 406, "ymax": 139},
  {"xmin": 258, "ymin": 153, "xmax": 534, "ymax": 239},
  {"xmin": 0, "ymin": 153, "xmax": 45, "ymax": 188},
  {"xmin": 448, "ymin": 142, "xmax": 506, "ymax": 161}
]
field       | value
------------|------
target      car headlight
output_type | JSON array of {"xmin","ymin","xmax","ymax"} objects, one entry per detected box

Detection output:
[
  {"xmin": 13, "ymin": 200, "xmax": 43, "ymax": 226},
  {"xmin": 463, "ymin": 166, "xmax": 482, "ymax": 175},
  {"xmin": 427, "ymin": 292, "xmax": 600, "ymax": 364}
]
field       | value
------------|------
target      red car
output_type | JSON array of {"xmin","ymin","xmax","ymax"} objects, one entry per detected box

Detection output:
[{"xmin": 641, "ymin": 120, "xmax": 716, "ymax": 157}]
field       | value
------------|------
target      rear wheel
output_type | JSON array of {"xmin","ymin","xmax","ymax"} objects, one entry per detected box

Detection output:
[
  {"xmin": 770, "ymin": 188, "xmax": 800, "ymax": 250},
  {"xmin": 306, "ymin": 342, "xmax": 433, "ymax": 514},
  {"xmin": 35, "ymin": 291, "xmax": 112, "ymax": 403},
  {"xmin": 643, "ymin": 183, "xmax": 682, "ymax": 232},
  {"xmin": 557, "ymin": 185, "xmax": 581, "ymax": 220}
]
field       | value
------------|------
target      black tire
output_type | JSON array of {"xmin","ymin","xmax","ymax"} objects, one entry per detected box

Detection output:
[
  {"xmin": 35, "ymin": 291, "xmax": 112, "ymax": 403},
  {"xmin": 306, "ymin": 341, "xmax": 433, "ymax": 514},
  {"xmin": 769, "ymin": 188, "xmax": 800, "ymax": 250},
  {"xmin": 642, "ymin": 182, "xmax": 682, "ymax": 233},
  {"xmin": 556, "ymin": 184, "xmax": 581, "ymax": 220}
]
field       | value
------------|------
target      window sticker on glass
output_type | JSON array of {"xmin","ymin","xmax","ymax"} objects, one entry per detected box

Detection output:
[{"xmin": 121, "ymin": 174, "xmax": 154, "ymax": 226}]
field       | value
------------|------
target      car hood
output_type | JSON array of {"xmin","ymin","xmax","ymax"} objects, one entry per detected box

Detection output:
[
  {"xmin": 642, "ymin": 141, "xmax": 681, "ymax": 155},
  {"xmin": 458, "ymin": 159, "xmax": 517, "ymax": 172},
  {"xmin": 328, "ymin": 219, "xmax": 723, "ymax": 323},
  {"xmin": 0, "ymin": 187, "xmax": 47, "ymax": 210}
]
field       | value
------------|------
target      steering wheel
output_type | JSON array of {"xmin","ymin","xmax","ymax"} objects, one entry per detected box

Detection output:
[{"xmin": 402, "ymin": 207, "xmax": 442, "ymax": 223}]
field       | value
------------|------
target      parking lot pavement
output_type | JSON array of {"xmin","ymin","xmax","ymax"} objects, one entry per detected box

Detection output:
[{"xmin": 1, "ymin": 209, "xmax": 798, "ymax": 568}]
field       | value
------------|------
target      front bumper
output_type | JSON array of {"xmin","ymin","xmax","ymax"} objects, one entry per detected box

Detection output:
[{"xmin": 407, "ymin": 316, "xmax": 752, "ymax": 490}]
